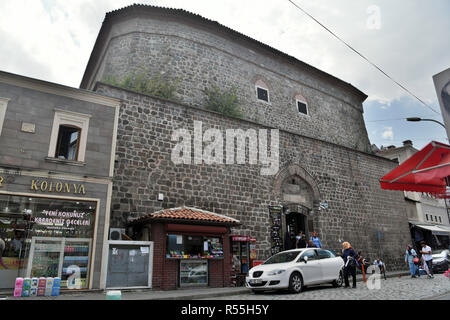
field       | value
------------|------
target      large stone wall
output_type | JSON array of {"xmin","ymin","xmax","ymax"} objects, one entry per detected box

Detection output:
[
  {"xmin": 82, "ymin": 8, "xmax": 371, "ymax": 153},
  {"xmin": 96, "ymin": 83, "xmax": 411, "ymax": 270}
]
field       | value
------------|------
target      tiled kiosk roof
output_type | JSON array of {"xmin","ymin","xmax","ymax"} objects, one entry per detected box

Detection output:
[{"xmin": 129, "ymin": 206, "xmax": 240, "ymax": 226}]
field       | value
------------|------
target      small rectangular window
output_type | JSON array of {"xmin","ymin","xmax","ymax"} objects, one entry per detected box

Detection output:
[
  {"xmin": 256, "ymin": 87, "xmax": 269, "ymax": 102},
  {"xmin": 426, "ymin": 214, "xmax": 428, "ymax": 221},
  {"xmin": 55, "ymin": 125, "xmax": 81, "ymax": 160},
  {"xmin": 439, "ymin": 216, "xmax": 442, "ymax": 223},
  {"xmin": 297, "ymin": 101, "xmax": 308, "ymax": 115}
]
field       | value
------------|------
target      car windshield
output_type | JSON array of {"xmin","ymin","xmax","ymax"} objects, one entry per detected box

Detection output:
[{"xmin": 263, "ymin": 251, "xmax": 302, "ymax": 265}]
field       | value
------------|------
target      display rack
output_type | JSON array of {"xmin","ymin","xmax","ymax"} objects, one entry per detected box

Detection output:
[
  {"xmin": 179, "ymin": 260, "xmax": 208, "ymax": 287},
  {"xmin": 26, "ymin": 237, "xmax": 92, "ymax": 289}
]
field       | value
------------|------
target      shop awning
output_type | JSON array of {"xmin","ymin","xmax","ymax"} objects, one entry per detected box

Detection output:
[
  {"xmin": 380, "ymin": 141, "xmax": 450, "ymax": 196},
  {"xmin": 411, "ymin": 222, "xmax": 450, "ymax": 236}
]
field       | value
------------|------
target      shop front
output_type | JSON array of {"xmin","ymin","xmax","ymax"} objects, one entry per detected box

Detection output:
[
  {"xmin": 230, "ymin": 235, "xmax": 257, "ymax": 286},
  {"xmin": 129, "ymin": 207, "xmax": 240, "ymax": 290},
  {"xmin": 0, "ymin": 170, "xmax": 112, "ymax": 291}
]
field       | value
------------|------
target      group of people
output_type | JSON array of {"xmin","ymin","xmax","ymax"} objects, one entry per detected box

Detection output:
[
  {"xmin": 405, "ymin": 241, "xmax": 434, "ymax": 279},
  {"xmin": 294, "ymin": 231, "xmax": 322, "ymax": 249}
]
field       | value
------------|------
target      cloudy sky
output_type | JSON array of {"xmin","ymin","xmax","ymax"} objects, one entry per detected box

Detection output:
[{"xmin": 0, "ymin": 0, "xmax": 449, "ymax": 149}]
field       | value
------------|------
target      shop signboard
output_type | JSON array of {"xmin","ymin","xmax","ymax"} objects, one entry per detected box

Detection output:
[
  {"xmin": 268, "ymin": 206, "xmax": 283, "ymax": 255},
  {"xmin": 433, "ymin": 68, "xmax": 450, "ymax": 140}
]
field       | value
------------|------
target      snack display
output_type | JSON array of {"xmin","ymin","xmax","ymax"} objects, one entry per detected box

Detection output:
[{"xmin": 14, "ymin": 276, "xmax": 61, "ymax": 298}]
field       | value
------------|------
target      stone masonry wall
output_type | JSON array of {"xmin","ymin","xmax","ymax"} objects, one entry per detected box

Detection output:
[
  {"xmin": 84, "ymin": 12, "xmax": 371, "ymax": 153},
  {"xmin": 96, "ymin": 83, "xmax": 411, "ymax": 270}
]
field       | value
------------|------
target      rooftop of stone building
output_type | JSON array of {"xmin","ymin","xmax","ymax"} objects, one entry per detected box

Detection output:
[{"xmin": 80, "ymin": 4, "xmax": 367, "ymax": 101}]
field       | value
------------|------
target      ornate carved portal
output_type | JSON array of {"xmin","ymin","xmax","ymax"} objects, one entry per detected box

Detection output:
[{"xmin": 273, "ymin": 164, "xmax": 320, "ymax": 251}]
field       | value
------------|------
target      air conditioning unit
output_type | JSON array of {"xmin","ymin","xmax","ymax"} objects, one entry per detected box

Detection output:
[{"xmin": 109, "ymin": 228, "xmax": 125, "ymax": 240}]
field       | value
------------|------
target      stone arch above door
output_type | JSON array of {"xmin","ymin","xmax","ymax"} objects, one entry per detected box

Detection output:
[{"xmin": 273, "ymin": 163, "xmax": 321, "ymax": 206}]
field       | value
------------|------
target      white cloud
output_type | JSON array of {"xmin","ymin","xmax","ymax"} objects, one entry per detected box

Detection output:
[{"xmin": 381, "ymin": 127, "xmax": 394, "ymax": 140}]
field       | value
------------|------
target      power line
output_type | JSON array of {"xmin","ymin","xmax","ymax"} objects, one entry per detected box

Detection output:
[{"xmin": 286, "ymin": 0, "xmax": 441, "ymax": 115}]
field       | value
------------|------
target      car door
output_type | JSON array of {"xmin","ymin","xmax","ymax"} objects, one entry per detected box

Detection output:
[
  {"xmin": 298, "ymin": 249, "xmax": 322, "ymax": 284},
  {"xmin": 318, "ymin": 249, "xmax": 338, "ymax": 281}
]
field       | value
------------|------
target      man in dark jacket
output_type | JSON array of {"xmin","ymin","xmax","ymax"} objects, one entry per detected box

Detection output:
[{"xmin": 342, "ymin": 241, "xmax": 358, "ymax": 288}]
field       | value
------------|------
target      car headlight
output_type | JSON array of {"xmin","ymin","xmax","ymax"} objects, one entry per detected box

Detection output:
[{"xmin": 268, "ymin": 269, "xmax": 286, "ymax": 276}]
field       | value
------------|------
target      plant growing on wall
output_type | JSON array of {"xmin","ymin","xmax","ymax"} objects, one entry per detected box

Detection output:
[
  {"xmin": 102, "ymin": 71, "xmax": 180, "ymax": 101},
  {"xmin": 203, "ymin": 85, "xmax": 242, "ymax": 119}
]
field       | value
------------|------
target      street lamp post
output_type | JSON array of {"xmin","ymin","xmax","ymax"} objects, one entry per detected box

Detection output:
[{"xmin": 406, "ymin": 117, "xmax": 446, "ymax": 128}]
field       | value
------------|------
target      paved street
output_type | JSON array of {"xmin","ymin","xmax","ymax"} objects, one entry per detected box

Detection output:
[{"xmin": 203, "ymin": 274, "xmax": 450, "ymax": 300}]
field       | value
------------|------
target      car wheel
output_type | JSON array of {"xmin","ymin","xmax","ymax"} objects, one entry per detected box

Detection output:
[
  {"xmin": 288, "ymin": 272, "xmax": 303, "ymax": 293},
  {"xmin": 332, "ymin": 269, "xmax": 344, "ymax": 288}
]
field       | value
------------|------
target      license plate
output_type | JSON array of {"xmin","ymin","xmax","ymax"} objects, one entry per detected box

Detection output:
[{"xmin": 250, "ymin": 279, "xmax": 262, "ymax": 284}]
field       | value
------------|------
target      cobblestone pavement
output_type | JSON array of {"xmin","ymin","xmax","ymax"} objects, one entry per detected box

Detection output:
[{"xmin": 203, "ymin": 274, "xmax": 450, "ymax": 300}]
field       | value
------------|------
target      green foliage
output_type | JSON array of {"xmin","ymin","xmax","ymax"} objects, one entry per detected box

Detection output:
[
  {"xmin": 203, "ymin": 85, "xmax": 242, "ymax": 119},
  {"xmin": 102, "ymin": 71, "xmax": 180, "ymax": 101}
]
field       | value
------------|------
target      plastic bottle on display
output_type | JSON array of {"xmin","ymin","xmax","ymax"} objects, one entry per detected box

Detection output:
[
  {"xmin": 44, "ymin": 277, "xmax": 53, "ymax": 296},
  {"xmin": 13, "ymin": 278, "xmax": 23, "ymax": 297},
  {"xmin": 31, "ymin": 277, "xmax": 39, "ymax": 289}
]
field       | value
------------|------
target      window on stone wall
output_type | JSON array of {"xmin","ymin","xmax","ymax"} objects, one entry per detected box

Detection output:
[
  {"xmin": 439, "ymin": 216, "xmax": 442, "ymax": 223},
  {"xmin": 297, "ymin": 100, "xmax": 308, "ymax": 115},
  {"xmin": 295, "ymin": 93, "xmax": 309, "ymax": 116},
  {"xmin": 255, "ymin": 79, "xmax": 270, "ymax": 103},
  {"xmin": 426, "ymin": 214, "xmax": 429, "ymax": 221},
  {"xmin": 256, "ymin": 86, "xmax": 269, "ymax": 102}
]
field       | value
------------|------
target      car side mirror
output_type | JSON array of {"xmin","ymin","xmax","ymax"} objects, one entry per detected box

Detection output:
[{"xmin": 303, "ymin": 256, "xmax": 308, "ymax": 263}]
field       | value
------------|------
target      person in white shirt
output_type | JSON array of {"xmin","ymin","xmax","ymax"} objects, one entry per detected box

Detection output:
[
  {"xmin": 373, "ymin": 258, "xmax": 386, "ymax": 280},
  {"xmin": 419, "ymin": 241, "xmax": 434, "ymax": 278}
]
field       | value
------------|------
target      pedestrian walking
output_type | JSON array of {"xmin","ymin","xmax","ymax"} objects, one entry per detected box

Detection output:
[
  {"xmin": 342, "ymin": 241, "xmax": 358, "ymax": 288},
  {"xmin": 298, "ymin": 234, "xmax": 307, "ymax": 248},
  {"xmin": 405, "ymin": 245, "xmax": 419, "ymax": 278},
  {"xmin": 295, "ymin": 231, "xmax": 304, "ymax": 248},
  {"xmin": 373, "ymin": 258, "xmax": 387, "ymax": 280},
  {"xmin": 0, "ymin": 238, "xmax": 7, "ymax": 269},
  {"xmin": 419, "ymin": 241, "xmax": 434, "ymax": 278},
  {"xmin": 307, "ymin": 239, "xmax": 316, "ymax": 248},
  {"xmin": 310, "ymin": 232, "xmax": 322, "ymax": 248}
]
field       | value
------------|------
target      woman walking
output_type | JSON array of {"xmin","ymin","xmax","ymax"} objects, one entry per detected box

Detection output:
[
  {"xmin": 405, "ymin": 245, "xmax": 419, "ymax": 278},
  {"xmin": 342, "ymin": 242, "xmax": 358, "ymax": 288}
]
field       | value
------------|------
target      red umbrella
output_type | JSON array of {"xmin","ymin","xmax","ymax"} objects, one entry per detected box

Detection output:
[{"xmin": 380, "ymin": 141, "xmax": 450, "ymax": 195}]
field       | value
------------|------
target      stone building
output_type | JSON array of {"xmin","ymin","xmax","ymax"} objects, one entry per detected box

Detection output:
[
  {"xmin": 0, "ymin": 70, "xmax": 120, "ymax": 290},
  {"xmin": 80, "ymin": 5, "xmax": 411, "ymax": 272}
]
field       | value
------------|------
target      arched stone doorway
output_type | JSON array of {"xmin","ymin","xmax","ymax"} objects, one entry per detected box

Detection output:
[{"xmin": 273, "ymin": 164, "xmax": 321, "ymax": 250}]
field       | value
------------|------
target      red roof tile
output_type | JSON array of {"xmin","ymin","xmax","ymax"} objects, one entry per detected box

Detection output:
[{"xmin": 131, "ymin": 207, "xmax": 240, "ymax": 225}]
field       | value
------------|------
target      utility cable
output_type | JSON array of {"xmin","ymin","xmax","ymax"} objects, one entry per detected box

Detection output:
[{"xmin": 286, "ymin": 0, "xmax": 441, "ymax": 115}]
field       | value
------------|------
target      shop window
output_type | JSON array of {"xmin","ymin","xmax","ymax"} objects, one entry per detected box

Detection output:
[
  {"xmin": 0, "ymin": 194, "xmax": 96, "ymax": 289},
  {"xmin": 166, "ymin": 235, "xmax": 223, "ymax": 259},
  {"xmin": 0, "ymin": 97, "xmax": 9, "ymax": 136},
  {"xmin": 48, "ymin": 109, "xmax": 90, "ymax": 162}
]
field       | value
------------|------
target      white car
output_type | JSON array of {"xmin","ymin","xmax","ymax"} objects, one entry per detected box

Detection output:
[{"xmin": 246, "ymin": 248, "xmax": 344, "ymax": 293}]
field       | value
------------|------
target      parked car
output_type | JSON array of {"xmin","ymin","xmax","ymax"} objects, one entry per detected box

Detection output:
[
  {"xmin": 245, "ymin": 248, "xmax": 344, "ymax": 293},
  {"xmin": 431, "ymin": 249, "xmax": 450, "ymax": 273}
]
